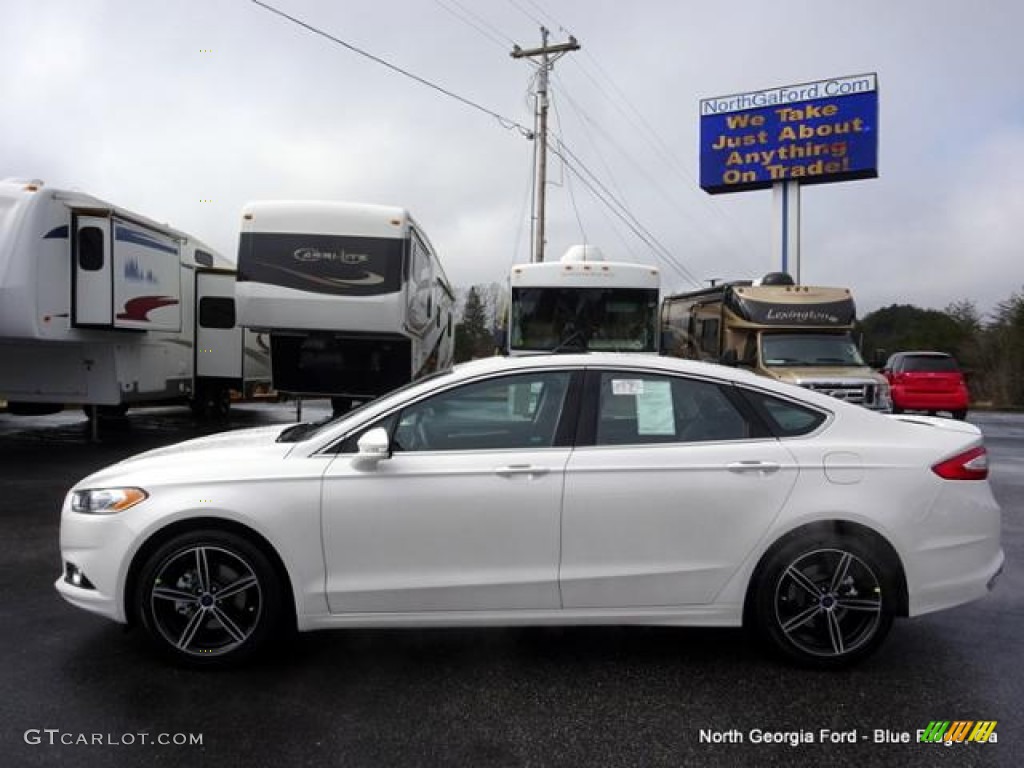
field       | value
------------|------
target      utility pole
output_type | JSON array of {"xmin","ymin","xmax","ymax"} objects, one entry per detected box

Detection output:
[{"xmin": 512, "ymin": 28, "xmax": 579, "ymax": 263}]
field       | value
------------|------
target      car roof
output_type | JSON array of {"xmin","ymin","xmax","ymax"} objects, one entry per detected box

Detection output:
[
  {"xmin": 449, "ymin": 353, "xmax": 766, "ymax": 384},
  {"xmin": 893, "ymin": 351, "xmax": 953, "ymax": 358},
  {"xmin": 295, "ymin": 353, "xmax": 852, "ymax": 455},
  {"xmin": 436, "ymin": 353, "xmax": 853, "ymax": 413}
]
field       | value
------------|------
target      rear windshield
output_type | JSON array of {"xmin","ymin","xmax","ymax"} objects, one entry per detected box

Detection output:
[{"xmin": 903, "ymin": 355, "xmax": 959, "ymax": 373}]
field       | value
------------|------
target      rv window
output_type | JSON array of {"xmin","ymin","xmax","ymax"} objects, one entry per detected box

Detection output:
[
  {"xmin": 199, "ymin": 297, "xmax": 236, "ymax": 329},
  {"xmin": 194, "ymin": 249, "xmax": 215, "ymax": 268},
  {"xmin": 699, "ymin": 318, "xmax": 720, "ymax": 355},
  {"xmin": 78, "ymin": 227, "xmax": 104, "ymax": 271}
]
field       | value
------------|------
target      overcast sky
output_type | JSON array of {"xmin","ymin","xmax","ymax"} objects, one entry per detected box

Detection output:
[{"xmin": 2, "ymin": 0, "xmax": 1022, "ymax": 316}]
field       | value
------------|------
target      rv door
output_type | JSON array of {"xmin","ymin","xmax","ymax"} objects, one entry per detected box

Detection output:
[
  {"xmin": 195, "ymin": 271, "xmax": 243, "ymax": 379},
  {"xmin": 73, "ymin": 215, "xmax": 113, "ymax": 326}
]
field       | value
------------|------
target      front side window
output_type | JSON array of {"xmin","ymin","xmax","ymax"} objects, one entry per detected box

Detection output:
[
  {"xmin": 343, "ymin": 371, "xmax": 573, "ymax": 453},
  {"xmin": 594, "ymin": 372, "xmax": 751, "ymax": 445},
  {"xmin": 406, "ymin": 231, "xmax": 433, "ymax": 330}
]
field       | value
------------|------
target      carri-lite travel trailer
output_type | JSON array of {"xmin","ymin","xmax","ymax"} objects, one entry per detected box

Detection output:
[
  {"xmin": 235, "ymin": 201, "xmax": 455, "ymax": 411},
  {"xmin": 0, "ymin": 179, "xmax": 270, "ymax": 419}
]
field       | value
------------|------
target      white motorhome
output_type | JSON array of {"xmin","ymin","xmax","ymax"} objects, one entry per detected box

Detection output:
[
  {"xmin": 236, "ymin": 201, "xmax": 455, "ymax": 410},
  {"xmin": 0, "ymin": 179, "xmax": 270, "ymax": 418},
  {"xmin": 505, "ymin": 245, "xmax": 661, "ymax": 355}
]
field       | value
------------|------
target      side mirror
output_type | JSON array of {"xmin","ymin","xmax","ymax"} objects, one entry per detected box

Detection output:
[{"xmin": 352, "ymin": 427, "xmax": 390, "ymax": 469}]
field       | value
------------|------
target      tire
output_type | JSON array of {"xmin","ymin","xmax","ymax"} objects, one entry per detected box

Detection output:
[
  {"xmin": 190, "ymin": 384, "xmax": 231, "ymax": 420},
  {"xmin": 82, "ymin": 403, "xmax": 129, "ymax": 420},
  {"xmin": 134, "ymin": 529, "xmax": 285, "ymax": 666},
  {"xmin": 890, "ymin": 405, "xmax": 903, "ymax": 415},
  {"xmin": 751, "ymin": 532, "xmax": 896, "ymax": 668},
  {"xmin": 952, "ymin": 409, "xmax": 968, "ymax": 421}
]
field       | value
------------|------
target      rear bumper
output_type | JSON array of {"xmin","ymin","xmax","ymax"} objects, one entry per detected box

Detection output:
[
  {"xmin": 892, "ymin": 389, "xmax": 968, "ymax": 411},
  {"xmin": 908, "ymin": 548, "xmax": 1004, "ymax": 616}
]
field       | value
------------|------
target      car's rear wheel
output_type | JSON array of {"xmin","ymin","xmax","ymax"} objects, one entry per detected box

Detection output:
[
  {"xmin": 134, "ymin": 530, "xmax": 284, "ymax": 665},
  {"xmin": 952, "ymin": 409, "xmax": 968, "ymax": 420},
  {"xmin": 752, "ymin": 533, "xmax": 895, "ymax": 668}
]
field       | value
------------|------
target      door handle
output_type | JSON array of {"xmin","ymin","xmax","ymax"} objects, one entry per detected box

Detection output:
[
  {"xmin": 495, "ymin": 465, "xmax": 550, "ymax": 478},
  {"xmin": 726, "ymin": 460, "xmax": 781, "ymax": 475}
]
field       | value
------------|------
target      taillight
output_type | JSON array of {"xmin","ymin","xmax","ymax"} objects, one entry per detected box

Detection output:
[{"xmin": 932, "ymin": 446, "xmax": 989, "ymax": 480}]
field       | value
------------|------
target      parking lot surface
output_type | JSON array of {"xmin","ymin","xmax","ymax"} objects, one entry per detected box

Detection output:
[{"xmin": 0, "ymin": 405, "xmax": 1020, "ymax": 767}]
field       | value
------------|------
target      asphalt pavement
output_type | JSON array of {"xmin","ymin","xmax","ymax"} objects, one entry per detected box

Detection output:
[{"xmin": 0, "ymin": 404, "xmax": 1020, "ymax": 767}]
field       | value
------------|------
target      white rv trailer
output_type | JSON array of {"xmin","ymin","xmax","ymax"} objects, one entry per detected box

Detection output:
[
  {"xmin": 506, "ymin": 245, "xmax": 661, "ymax": 354},
  {"xmin": 0, "ymin": 179, "xmax": 270, "ymax": 418},
  {"xmin": 236, "ymin": 201, "xmax": 455, "ymax": 408}
]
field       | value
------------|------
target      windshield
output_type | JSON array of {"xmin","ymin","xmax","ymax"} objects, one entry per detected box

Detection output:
[
  {"xmin": 761, "ymin": 333, "xmax": 866, "ymax": 368},
  {"xmin": 509, "ymin": 287, "xmax": 659, "ymax": 353}
]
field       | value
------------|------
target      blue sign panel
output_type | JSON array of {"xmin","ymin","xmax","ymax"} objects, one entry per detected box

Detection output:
[{"xmin": 699, "ymin": 76, "xmax": 878, "ymax": 194}]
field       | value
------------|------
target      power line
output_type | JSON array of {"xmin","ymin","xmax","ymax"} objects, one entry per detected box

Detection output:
[
  {"xmin": 504, "ymin": 0, "xmax": 546, "ymax": 28},
  {"xmin": 248, "ymin": 0, "xmax": 531, "ymax": 137},
  {"xmin": 567, "ymin": 52, "xmax": 762, "ymax": 271},
  {"xmin": 549, "ymin": 137, "xmax": 702, "ymax": 288},
  {"xmin": 431, "ymin": 0, "xmax": 513, "ymax": 50},
  {"xmin": 552, "ymin": 74, "xmax": 747, "ymax": 274},
  {"xmin": 549, "ymin": 80, "xmax": 642, "ymax": 261},
  {"xmin": 550, "ymin": 93, "xmax": 588, "ymax": 247}
]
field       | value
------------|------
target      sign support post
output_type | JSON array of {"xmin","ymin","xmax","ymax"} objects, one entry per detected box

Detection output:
[{"xmin": 772, "ymin": 180, "xmax": 801, "ymax": 282}]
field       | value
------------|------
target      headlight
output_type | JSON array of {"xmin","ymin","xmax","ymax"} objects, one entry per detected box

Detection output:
[{"xmin": 70, "ymin": 487, "xmax": 148, "ymax": 514}]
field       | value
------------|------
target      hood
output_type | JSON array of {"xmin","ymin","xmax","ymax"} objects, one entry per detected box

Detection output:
[
  {"xmin": 74, "ymin": 424, "xmax": 296, "ymax": 489},
  {"xmin": 765, "ymin": 365, "xmax": 880, "ymax": 383}
]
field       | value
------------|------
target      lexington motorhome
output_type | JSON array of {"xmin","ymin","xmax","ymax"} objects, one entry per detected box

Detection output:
[
  {"xmin": 661, "ymin": 272, "xmax": 891, "ymax": 410},
  {"xmin": 0, "ymin": 179, "xmax": 270, "ymax": 419},
  {"xmin": 235, "ymin": 200, "xmax": 454, "ymax": 411}
]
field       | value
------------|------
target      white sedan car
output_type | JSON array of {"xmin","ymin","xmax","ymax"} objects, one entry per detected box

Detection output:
[{"xmin": 57, "ymin": 354, "xmax": 1003, "ymax": 667}]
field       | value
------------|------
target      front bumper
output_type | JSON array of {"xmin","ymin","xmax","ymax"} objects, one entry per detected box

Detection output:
[{"xmin": 56, "ymin": 505, "xmax": 137, "ymax": 624}]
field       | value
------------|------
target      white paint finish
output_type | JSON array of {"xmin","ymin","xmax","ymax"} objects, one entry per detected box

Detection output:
[
  {"xmin": 561, "ymin": 440, "xmax": 797, "ymax": 607},
  {"xmin": 823, "ymin": 451, "xmax": 864, "ymax": 484},
  {"xmin": 54, "ymin": 354, "xmax": 1005, "ymax": 647},
  {"xmin": 321, "ymin": 448, "xmax": 568, "ymax": 612}
]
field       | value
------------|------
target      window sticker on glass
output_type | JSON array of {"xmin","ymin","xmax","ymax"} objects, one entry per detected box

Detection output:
[
  {"xmin": 636, "ymin": 380, "xmax": 675, "ymax": 435},
  {"xmin": 612, "ymin": 379, "xmax": 645, "ymax": 396}
]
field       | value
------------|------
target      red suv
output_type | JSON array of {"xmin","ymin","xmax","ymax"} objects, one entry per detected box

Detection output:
[{"xmin": 882, "ymin": 351, "xmax": 969, "ymax": 419}]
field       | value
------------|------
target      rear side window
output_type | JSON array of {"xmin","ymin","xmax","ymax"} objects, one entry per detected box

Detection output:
[
  {"xmin": 902, "ymin": 355, "xmax": 959, "ymax": 373},
  {"xmin": 739, "ymin": 388, "xmax": 827, "ymax": 437},
  {"xmin": 594, "ymin": 372, "xmax": 752, "ymax": 445}
]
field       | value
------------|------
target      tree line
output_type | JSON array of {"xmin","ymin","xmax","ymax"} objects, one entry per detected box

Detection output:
[
  {"xmin": 453, "ymin": 283, "xmax": 1024, "ymax": 408},
  {"xmin": 858, "ymin": 290, "xmax": 1024, "ymax": 408}
]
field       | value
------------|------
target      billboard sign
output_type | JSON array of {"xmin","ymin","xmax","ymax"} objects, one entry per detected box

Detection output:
[{"xmin": 700, "ymin": 74, "xmax": 878, "ymax": 194}]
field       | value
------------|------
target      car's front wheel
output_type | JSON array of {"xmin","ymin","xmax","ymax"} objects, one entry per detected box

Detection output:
[
  {"xmin": 134, "ymin": 530, "xmax": 285, "ymax": 665},
  {"xmin": 751, "ymin": 533, "xmax": 895, "ymax": 668}
]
